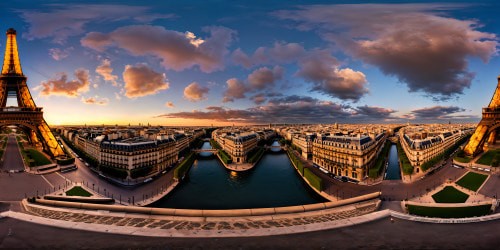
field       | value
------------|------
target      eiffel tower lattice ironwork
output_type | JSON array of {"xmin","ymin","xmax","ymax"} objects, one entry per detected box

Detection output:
[
  {"xmin": 464, "ymin": 75, "xmax": 500, "ymax": 156},
  {"xmin": 0, "ymin": 28, "xmax": 65, "ymax": 158}
]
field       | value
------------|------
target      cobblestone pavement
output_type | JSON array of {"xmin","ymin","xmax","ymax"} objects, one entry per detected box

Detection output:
[{"xmin": 23, "ymin": 201, "xmax": 378, "ymax": 232}]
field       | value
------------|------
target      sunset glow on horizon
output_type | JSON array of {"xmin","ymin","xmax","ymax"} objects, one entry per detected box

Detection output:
[{"xmin": 1, "ymin": 1, "xmax": 500, "ymax": 126}]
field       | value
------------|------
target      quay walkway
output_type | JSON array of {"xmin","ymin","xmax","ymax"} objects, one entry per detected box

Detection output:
[{"xmin": 9, "ymin": 197, "xmax": 381, "ymax": 238}]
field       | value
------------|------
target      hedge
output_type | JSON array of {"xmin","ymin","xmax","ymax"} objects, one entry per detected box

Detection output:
[
  {"xmin": 57, "ymin": 157, "xmax": 75, "ymax": 165},
  {"xmin": 421, "ymin": 135, "xmax": 471, "ymax": 171},
  {"xmin": 304, "ymin": 168, "xmax": 323, "ymax": 191},
  {"xmin": 218, "ymin": 150, "xmax": 232, "ymax": 164},
  {"xmin": 279, "ymin": 138, "xmax": 291, "ymax": 146},
  {"xmin": 247, "ymin": 147, "xmax": 264, "ymax": 163},
  {"xmin": 210, "ymin": 139, "xmax": 222, "ymax": 150},
  {"xmin": 287, "ymin": 149, "xmax": 304, "ymax": 175},
  {"xmin": 173, "ymin": 152, "xmax": 196, "ymax": 180},
  {"xmin": 130, "ymin": 165, "xmax": 154, "ymax": 179},
  {"xmin": 407, "ymin": 204, "xmax": 491, "ymax": 218},
  {"xmin": 99, "ymin": 165, "xmax": 128, "ymax": 179},
  {"xmin": 369, "ymin": 141, "xmax": 391, "ymax": 178},
  {"xmin": 397, "ymin": 142, "xmax": 414, "ymax": 175}
]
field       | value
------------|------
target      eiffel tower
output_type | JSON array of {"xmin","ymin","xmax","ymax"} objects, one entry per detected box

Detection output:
[
  {"xmin": 0, "ymin": 28, "xmax": 65, "ymax": 159},
  {"xmin": 464, "ymin": 75, "xmax": 500, "ymax": 156}
]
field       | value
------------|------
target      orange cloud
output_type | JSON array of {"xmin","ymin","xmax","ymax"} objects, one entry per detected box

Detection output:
[
  {"xmin": 96, "ymin": 59, "xmax": 118, "ymax": 86},
  {"xmin": 183, "ymin": 82, "xmax": 209, "ymax": 102},
  {"xmin": 122, "ymin": 63, "xmax": 169, "ymax": 98},
  {"xmin": 39, "ymin": 68, "xmax": 90, "ymax": 97},
  {"xmin": 81, "ymin": 96, "xmax": 109, "ymax": 105},
  {"xmin": 165, "ymin": 101, "xmax": 175, "ymax": 108}
]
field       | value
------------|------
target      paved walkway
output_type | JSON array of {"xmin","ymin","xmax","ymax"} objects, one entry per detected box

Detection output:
[{"xmin": 13, "ymin": 199, "xmax": 380, "ymax": 237}]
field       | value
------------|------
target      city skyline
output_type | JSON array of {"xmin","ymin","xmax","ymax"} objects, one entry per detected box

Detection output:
[{"xmin": 1, "ymin": 1, "xmax": 500, "ymax": 126}]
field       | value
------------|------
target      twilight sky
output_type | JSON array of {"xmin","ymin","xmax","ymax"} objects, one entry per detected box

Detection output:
[{"xmin": 1, "ymin": 0, "xmax": 500, "ymax": 126}]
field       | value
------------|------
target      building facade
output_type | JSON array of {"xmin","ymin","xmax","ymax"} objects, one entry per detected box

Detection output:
[
  {"xmin": 399, "ymin": 126, "xmax": 473, "ymax": 173},
  {"xmin": 312, "ymin": 133, "xmax": 387, "ymax": 181},
  {"xmin": 292, "ymin": 134, "xmax": 316, "ymax": 160}
]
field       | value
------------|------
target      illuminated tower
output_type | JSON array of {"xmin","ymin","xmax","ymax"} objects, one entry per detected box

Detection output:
[
  {"xmin": 464, "ymin": 75, "xmax": 500, "ymax": 156},
  {"xmin": 0, "ymin": 28, "xmax": 65, "ymax": 158}
]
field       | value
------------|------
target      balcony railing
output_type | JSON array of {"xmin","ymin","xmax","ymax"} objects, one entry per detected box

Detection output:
[{"xmin": 0, "ymin": 107, "xmax": 43, "ymax": 112}]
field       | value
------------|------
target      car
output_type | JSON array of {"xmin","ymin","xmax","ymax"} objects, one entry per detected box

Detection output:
[
  {"xmin": 340, "ymin": 176, "xmax": 348, "ymax": 182},
  {"xmin": 143, "ymin": 177, "xmax": 153, "ymax": 183}
]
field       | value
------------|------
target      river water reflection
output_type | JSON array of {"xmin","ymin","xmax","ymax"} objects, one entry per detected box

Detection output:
[
  {"xmin": 151, "ymin": 142, "xmax": 325, "ymax": 209},
  {"xmin": 385, "ymin": 144, "xmax": 402, "ymax": 180}
]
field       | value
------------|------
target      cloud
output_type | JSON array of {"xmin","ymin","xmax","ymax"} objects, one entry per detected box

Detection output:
[
  {"xmin": 48, "ymin": 47, "xmax": 73, "ymax": 60},
  {"xmin": 18, "ymin": 4, "xmax": 175, "ymax": 43},
  {"xmin": 122, "ymin": 63, "xmax": 169, "ymax": 98},
  {"xmin": 250, "ymin": 93, "xmax": 267, "ymax": 105},
  {"xmin": 165, "ymin": 101, "xmax": 175, "ymax": 108},
  {"xmin": 353, "ymin": 105, "xmax": 397, "ymax": 118},
  {"xmin": 81, "ymin": 25, "xmax": 236, "ymax": 73},
  {"xmin": 233, "ymin": 43, "xmax": 368, "ymax": 101},
  {"xmin": 159, "ymin": 94, "xmax": 401, "ymax": 123},
  {"xmin": 96, "ymin": 59, "xmax": 118, "ymax": 86},
  {"xmin": 159, "ymin": 95, "xmax": 352, "ymax": 123},
  {"xmin": 81, "ymin": 96, "xmax": 109, "ymax": 105},
  {"xmin": 38, "ymin": 68, "xmax": 90, "ymax": 97},
  {"xmin": 409, "ymin": 106, "xmax": 465, "ymax": 119},
  {"xmin": 183, "ymin": 82, "xmax": 209, "ymax": 102},
  {"xmin": 247, "ymin": 66, "xmax": 284, "ymax": 90},
  {"xmin": 231, "ymin": 42, "xmax": 306, "ymax": 68},
  {"xmin": 275, "ymin": 4, "xmax": 498, "ymax": 100},
  {"xmin": 222, "ymin": 78, "xmax": 248, "ymax": 103},
  {"xmin": 296, "ymin": 50, "xmax": 369, "ymax": 101},
  {"xmin": 114, "ymin": 92, "xmax": 122, "ymax": 100}
]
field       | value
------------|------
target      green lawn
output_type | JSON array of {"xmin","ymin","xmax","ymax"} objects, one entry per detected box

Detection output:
[
  {"xmin": 432, "ymin": 186, "xmax": 469, "ymax": 203},
  {"xmin": 25, "ymin": 149, "xmax": 52, "ymax": 166},
  {"xmin": 407, "ymin": 204, "xmax": 491, "ymax": 218},
  {"xmin": 453, "ymin": 156, "xmax": 472, "ymax": 163},
  {"xmin": 65, "ymin": 186, "xmax": 92, "ymax": 197},
  {"xmin": 456, "ymin": 172, "xmax": 488, "ymax": 192},
  {"xmin": 476, "ymin": 149, "xmax": 500, "ymax": 166}
]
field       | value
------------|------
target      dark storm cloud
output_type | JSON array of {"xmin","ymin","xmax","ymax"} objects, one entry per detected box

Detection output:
[{"xmin": 275, "ymin": 4, "xmax": 498, "ymax": 100}]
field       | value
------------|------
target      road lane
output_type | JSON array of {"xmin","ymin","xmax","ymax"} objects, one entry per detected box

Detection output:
[{"xmin": 1, "ymin": 134, "xmax": 25, "ymax": 171}]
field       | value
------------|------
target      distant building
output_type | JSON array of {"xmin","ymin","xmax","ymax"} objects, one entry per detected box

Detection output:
[
  {"xmin": 399, "ymin": 125, "xmax": 474, "ymax": 173},
  {"xmin": 292, "ymin": 134, "xmax": 316, "ymax": 159}
]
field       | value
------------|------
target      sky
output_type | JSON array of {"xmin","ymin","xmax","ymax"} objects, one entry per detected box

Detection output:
[{"xmin": 1, "ymin": 0, "xmax": 500, "ymax": 126}]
